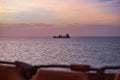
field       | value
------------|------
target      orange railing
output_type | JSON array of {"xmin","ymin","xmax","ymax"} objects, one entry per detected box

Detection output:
[{"xmin": 0, "ymin": 61, "xmax": 120, "ymax": 80}]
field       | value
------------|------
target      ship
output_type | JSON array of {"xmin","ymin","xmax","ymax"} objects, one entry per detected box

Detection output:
[{"xmin": 53, "ymin": 34, "xmax": 70, "ymax": 38}]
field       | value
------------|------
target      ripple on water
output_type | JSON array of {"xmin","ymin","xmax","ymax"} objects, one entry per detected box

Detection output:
[{"xmin": 0, "ymin": 37, "xmax": 120, "ymax": 68}]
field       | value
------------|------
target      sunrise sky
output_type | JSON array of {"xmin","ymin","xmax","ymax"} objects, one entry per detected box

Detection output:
[{"xmin": 0, "ymin": 0, "xmax": 120, "ymax": 37}]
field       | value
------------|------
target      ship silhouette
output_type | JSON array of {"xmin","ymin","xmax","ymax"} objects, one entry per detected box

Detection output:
[{"xmin": 53, "ymin": 34, "xmax": 70, "ymax": 38}]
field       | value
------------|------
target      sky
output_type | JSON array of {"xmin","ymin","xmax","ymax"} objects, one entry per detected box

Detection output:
[{"xmin": 0, "ymin": 0, "xmax": 120, "ymax": 37}]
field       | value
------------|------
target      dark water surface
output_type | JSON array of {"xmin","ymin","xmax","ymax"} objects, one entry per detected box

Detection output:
[{"xmin": 0, "ymin": 37, "xmax": 120, "ymax": 69}]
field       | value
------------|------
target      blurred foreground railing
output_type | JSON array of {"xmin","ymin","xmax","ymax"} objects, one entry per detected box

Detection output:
[{"xmin": 0, "ymin": 61, "xmax": 120, "ymax": 80}]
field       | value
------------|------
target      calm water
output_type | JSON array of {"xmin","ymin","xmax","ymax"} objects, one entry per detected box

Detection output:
[{"xmin": 0, "ymin": 37, "xmax": 120, "ymax": 68}]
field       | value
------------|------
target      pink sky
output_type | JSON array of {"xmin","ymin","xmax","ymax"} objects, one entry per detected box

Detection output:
[
  {"xmin": 0, "ymin": 24, "xmax": 120, "ymax": 37},
  {"xmin": 0, "ymin": 0, "xmax": 120, "ymax": 37}
]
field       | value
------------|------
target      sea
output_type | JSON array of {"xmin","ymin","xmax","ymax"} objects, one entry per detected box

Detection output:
[{"xmin": 0, "ymin": 37, "xmax": 120, "ymax": 72}]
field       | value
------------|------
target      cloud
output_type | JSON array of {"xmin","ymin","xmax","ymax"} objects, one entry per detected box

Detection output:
[
  {"xmin": 0, "ymin": 0, "xmax": 120, "ymax": 25},
  {"xmin": 1, "ymin": 8, "xmax": 56, "ymax": 22},
  {"xmin": 0, "ymin": 24, "xmax": 120, "ymax": 37}
]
